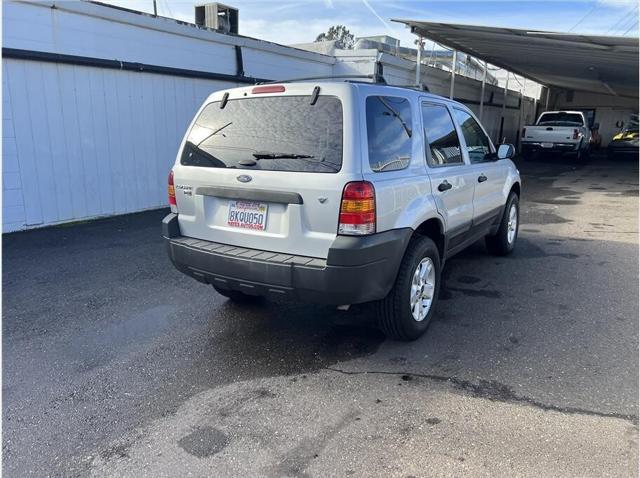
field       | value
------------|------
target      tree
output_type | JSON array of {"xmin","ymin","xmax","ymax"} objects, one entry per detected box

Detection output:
[{"xmin": 315, "ymin": 25, "xmax": 355, "ymax": 49}]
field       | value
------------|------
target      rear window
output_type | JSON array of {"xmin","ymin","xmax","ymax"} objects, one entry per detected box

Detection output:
[
  {"xmin": 538, "ymin": 112, "xmax": 584, "ymax": 126},
  {"xmin": 181, "ymin": 96, "xmax": 343, "ymax": 173}
]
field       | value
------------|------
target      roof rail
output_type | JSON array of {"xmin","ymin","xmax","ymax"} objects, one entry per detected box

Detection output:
[
  {"xmin": 258, "ymin": 74, "xmax": 386, "ymax": 85},
  {"xmin": 260, "ymin": 60, "xmax": 388, "ymax": 86},
  {"xmin": 392, "ymin": 84, "xmax": 431, "ymax": 93}
]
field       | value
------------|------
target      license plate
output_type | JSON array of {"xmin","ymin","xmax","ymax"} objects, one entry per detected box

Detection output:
[
  {"xmin": 227, "ymin": 201, "xmax": 268, "ymax": 231},
  {"xmin": 541, "ymin": 142, "xmax": 554, "ymax": 148}
]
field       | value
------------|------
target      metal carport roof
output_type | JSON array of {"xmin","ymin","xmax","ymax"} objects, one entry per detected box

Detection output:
[{"xmin": 392, "ymin": 20, "xmax": 639, "ymax": 98}]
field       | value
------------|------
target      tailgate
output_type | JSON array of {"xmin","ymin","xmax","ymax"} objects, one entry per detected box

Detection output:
[
  {"xmin": 523, "ymin": 126, "xmax": 577, "ymax": 143},
  {"xmin": 171, "ymin": 87, "xmax": 360, "ymax": 260},
  {"xmin": 174, "ymin": 167, "xmax": 360, "ymax": 259}
]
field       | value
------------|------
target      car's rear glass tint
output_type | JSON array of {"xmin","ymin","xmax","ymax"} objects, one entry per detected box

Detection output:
[
  {"xmin": 181, "ymin": 96, "xmax": 343, "ymax": 173},
  {"xmin": 538, "ymin": 112, "xmax": 584, "ymax": 126}
]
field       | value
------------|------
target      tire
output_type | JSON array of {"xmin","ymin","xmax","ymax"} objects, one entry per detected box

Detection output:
[
  {"xmin": 574, "ymin": 147, "xmax": 589, "ymax": 161},
  {"xmin": 376, "ymin": 236, "xmax": 441, "ymax": 341},
  {"xmin": 213, "ymin": 285, "xmax": 263, "ymax": 304},
  {"xmin": 485, "ymin": 192, "xmax": 519, "ymax": 256}
]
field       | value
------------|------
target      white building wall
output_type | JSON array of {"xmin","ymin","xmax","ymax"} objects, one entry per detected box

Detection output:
[
  {"xmin": 2, "ymin": 58, "xmax": 235, "ymax": 229},
  {"xmin": 2, "ymin": 0, "xmax": 334, "ymax": 232}
]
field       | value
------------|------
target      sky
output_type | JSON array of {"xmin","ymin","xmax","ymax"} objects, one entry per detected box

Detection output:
[{"xmin": 102, "ymin": 0, "xmax": 639, "ymax": 47}]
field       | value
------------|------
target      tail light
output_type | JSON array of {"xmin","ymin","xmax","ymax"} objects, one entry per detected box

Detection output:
[
  {"xmin": 521, "ymin": 127, "xmax": 526, "ymax": 138},
  {"xmin": 573, "ymin": 129, "xmax": 579, "ymax": 140},
  {"xmin": 338, "ymin": 181, "xmax": 375, "ymax": 235},
  {"xmin": 168, "ymin": 170, "xmax": 177, "ymax": 213}
]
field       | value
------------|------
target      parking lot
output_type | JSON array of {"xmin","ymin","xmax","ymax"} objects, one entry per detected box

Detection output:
[{"xmin": 3, "ymin": 154, "xmax": 638, "ymax": 477}]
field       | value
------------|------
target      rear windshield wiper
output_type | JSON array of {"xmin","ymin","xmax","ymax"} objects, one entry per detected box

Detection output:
[
  {"xmin": 248, "ymin": 152, "xmax": 340, "ymax": 171},
  {"xmin": 252, "ymin": 151, "xmax": 314, "ymax": 159}
]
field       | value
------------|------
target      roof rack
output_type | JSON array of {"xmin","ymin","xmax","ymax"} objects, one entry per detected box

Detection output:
[
  {"xmin": 258, "ymin": 76, "xmax": 431, "ymax": 93},
  {"xmin": 260, "ymin": 61, "xmax": 387, "ymax": 85},
  {"xmin": 391, "ymin": 84, "xmax": 431, "ymax": 93},
  {"xmin": 258, "ymin": 74, "xmax": 386, "ymax": 85}
]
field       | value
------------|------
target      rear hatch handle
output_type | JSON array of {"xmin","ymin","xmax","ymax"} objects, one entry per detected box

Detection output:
[{"xmin": 196, "ymin": 186, "xmax": 303, "ymax": 205}]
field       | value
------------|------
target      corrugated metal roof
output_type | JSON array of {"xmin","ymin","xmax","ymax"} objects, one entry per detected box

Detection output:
[{"xmin": 392, "ymin": 20, "xmax": 639, "ymax": 98}]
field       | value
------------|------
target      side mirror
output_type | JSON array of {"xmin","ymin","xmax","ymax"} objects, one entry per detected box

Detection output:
[{"xmin": 497, "ymin": 143, "xmax": 515, "ymax": 159}]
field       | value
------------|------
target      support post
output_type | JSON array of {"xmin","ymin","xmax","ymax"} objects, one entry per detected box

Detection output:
[
  {"xmin": 517, "ymin": 77, "xmax": 526, "ymax": 151},
  {"xmin": 415, "ymin": 36, "xmax": 423, "ymax": 87},
  {"xmin": 545, "ymin": 86, "xmax": 550, "ymax": 110},
  {"xmin": 498, "ymin": 72, "xmax": 509, "ymax": 143},
  {"xmin": 153, "ymin": 0, "xmax": 157, "ymax": 16},
  {"xmin": 479, "ymin": 60, "xmax": 487, "ymax": 121},
  {"xmin": 449, "ymin": 50, "xmax": 457, "ymax": 100}
]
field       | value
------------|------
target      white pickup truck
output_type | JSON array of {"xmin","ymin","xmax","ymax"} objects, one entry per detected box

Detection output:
[{"xmin": 521, "ymin": 111, "xmax": 591, "ymax": 160}]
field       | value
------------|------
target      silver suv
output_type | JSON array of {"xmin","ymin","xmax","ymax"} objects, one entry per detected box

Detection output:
[{"xmin": 163, "ymin": 80, "xmax": 521, "ymax": 340}]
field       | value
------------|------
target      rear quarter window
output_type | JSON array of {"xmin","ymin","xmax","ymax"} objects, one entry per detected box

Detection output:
[{"xmin": 366, "ymin": 96, "xmax": 413, "ymax": 172}]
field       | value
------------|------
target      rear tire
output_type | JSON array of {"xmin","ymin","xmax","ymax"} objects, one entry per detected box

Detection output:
[
  {"xmin": 376, "ymin": 236, "xmax": 441, "ymax": 341},
  {"xmin": 213, "ymin": 285, "xmax": 263, "ymax": 304},
  {"xmin": 485, "ymin": 192, "xmax": 519, "ymax": 256}
]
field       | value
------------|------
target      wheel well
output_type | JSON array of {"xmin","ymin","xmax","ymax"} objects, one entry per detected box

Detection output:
[
  {"xmin": 510, "ymin": 182, "xmax": 521, "ymax": 198},
  {"xmin": 414, "ymin": 218, "xmax": 445, "ymax": 259}
]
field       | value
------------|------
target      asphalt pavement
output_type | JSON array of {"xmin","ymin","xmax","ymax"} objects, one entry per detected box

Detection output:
[{"xmin": 3, "ymin": 154, "xmax": 638, "ymax": 477}]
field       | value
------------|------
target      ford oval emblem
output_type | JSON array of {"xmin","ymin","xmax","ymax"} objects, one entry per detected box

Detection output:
[{"xmin": 236, "ymin": 174, "xmax": 252, "ymax": 183}]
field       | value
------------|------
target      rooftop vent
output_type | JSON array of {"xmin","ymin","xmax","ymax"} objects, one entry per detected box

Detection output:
[{"xmin": 195, "ymin": 3, "xmax": 239, "ymax": 34}]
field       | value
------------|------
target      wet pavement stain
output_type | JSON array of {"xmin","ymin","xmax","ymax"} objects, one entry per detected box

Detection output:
[
  {"xmin": 456, "ymin": 275, "xmax": 481, "ymax": 284},
  {"xmin": 515, "ymin": 238, "xmax": 581, "ymax": 260},
  {"xmin": 178, "ymin": 426, "xmax": 229, "ymax": 458},
  {"xmin": 531, "ymin": 198, "xmax": 581, "ymax": 206},
  {"xmin": 445, "ymin": 286, "xmax": 502, "ymax": 299},
  {"xmin": 100, "ymin": 443, "xmax": 131, "ymax": 461}
]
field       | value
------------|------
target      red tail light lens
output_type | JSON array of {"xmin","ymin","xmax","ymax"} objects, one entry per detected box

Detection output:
[
  {"xmin": 573, "ymin": 129, "xmax": 579, "ymax": 139},
  {"xmin": 251, "ymin": 85, "xmax": 285, "ymax": 94},
  {"xmin": 338, "ymin": 181, "xmax": 375, "ymax": 235},
  {"xmin": 521, "ymin": 127, "xmax": 526, "ymax": 138},
  {"xmin": 168, "ymin": 170, "xmax": 177, "ymax": 212}
]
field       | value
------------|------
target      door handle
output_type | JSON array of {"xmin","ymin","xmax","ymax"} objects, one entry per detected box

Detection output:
[
  {"xmin": 438, "ymin": 180, "xmax": 452, "ymax": 192},
  {"xmin": 478, "ymin": 174, "xmax": 488, "ymax": 183}
]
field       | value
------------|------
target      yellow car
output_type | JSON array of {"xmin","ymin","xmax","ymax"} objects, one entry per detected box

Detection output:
[{"xmin": 607, "ymin": 129, "xmax": 639, "ymax": 159}]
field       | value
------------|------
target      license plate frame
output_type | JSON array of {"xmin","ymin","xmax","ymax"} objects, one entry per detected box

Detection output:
[
  {"xmin": 541, "ymin": 142, "xmax": 554, "ymax": 148},
  {"xmin": 227, "ymin": 200, "xmax": 268, "ymax": 231}
]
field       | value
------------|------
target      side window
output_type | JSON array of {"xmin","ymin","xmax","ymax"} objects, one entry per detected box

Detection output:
[
  {"xmin": 421, "ymin": 104, "xmax": 463, "ymax": 167},
  {"xmin": 453, "ymin": 109, "xmax": 492, "ymax": 163},
  {"xmin": 366, "ymin": 96, "xmax": 413, "ymax": 172}
]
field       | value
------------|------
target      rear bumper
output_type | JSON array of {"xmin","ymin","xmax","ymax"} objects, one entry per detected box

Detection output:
[
  {"xmin": 607, "ymin": 142, "xmax": 639, "ymax": 154},
  {"xmin": 522, "ymin": 142, "xmax": 580, "ymax": 153},
  {"xmin": 163, "ymin": 214, "xmax": 412, "ymax": 305}
]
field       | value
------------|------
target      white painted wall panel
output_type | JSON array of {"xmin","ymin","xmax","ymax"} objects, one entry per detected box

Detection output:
[
  {"xmin": 2, "ymin": 63, "xmax": 26, "ymax": 232},
  {"xmin": 2, "ymin": 55, "xmax": 247, "ymax": 232},
  {"xmin": 5, "ymin": 60, "xmax": 43, "ymax": 226}
]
